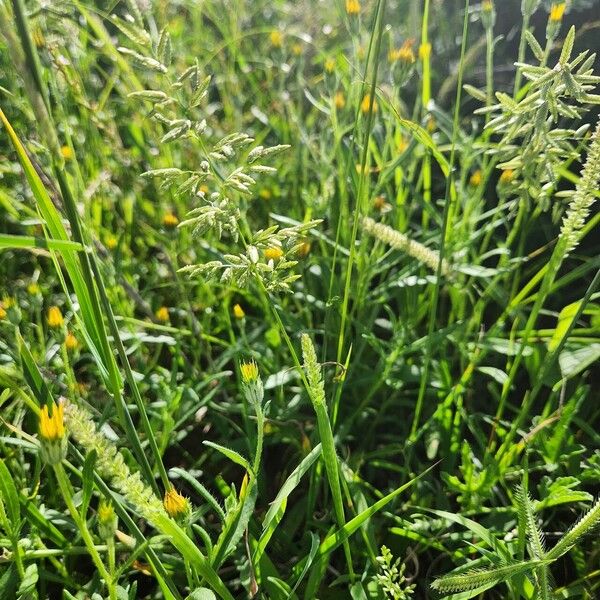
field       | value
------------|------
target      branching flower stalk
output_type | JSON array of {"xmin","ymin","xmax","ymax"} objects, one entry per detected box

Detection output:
[
  {"xmin": 301, "ymin": 334, "xmax": 354, "ymax": 580},
  {"xmin": 495, "ymin": 119, "xmax": 600, "ymax": 453}
]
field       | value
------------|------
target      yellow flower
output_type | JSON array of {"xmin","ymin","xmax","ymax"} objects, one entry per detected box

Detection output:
[
  {"xmin": 97, "ymin": 500, "xmax": 118, "ymax": 540},
  {"xmin": 297, "ymin": 240, "xmax": 311, "ymax": 258},
  {"xmin": 419, "ymin": 42, "xmax": 431, "ymax": 60},
  {"xmin": 292, "ymin": 42, "xmax": 303, "ymax": 56},
  {"xmin": 361, "ymin": 95, "xmax": 378, "ymax": 114},
  {"xmin": 482, "ymin": 0, "xmax": 494, "ymax": 11},
  {"xmin": 469, "ymin": 169, "xmax": 483, "ymax": 186},
  {"xmin": 233, "ymin": 303, "xmax": 245, "ymax": 319},
  {"xmin": 270, "ymin": 30, "xmax": 283, "ymax": 48},
  {"xmin": 163, "ymin": 487, "xmax": 190, "ymax": 520},
  {"xmin": 27, "ymin": 282, "xmax": 41, "ymax": 295},
  {"xmin": 60, "ymin": 145, "xmax": 73, "ymax": 160},
  {"xmin": 3, "ymin": 297, "xmax": 15, "ymax": 309},
  {"xmin": 345, "ymin": 0, "xmax": 360, "ymax": 14},
  {"xmin": 500, "ymin": 169, "xmax": 515, "ymax": 183},
  {"xmin": 47, "ymin": 306, "xmax": 64, "ymax": 328},
  {"xmin": 65, "ymin": 332, "xmax": 78, "ymax": 351},
  {"xmin": 324, "ymin": 57, "xmax": 336, "ymax": 73},
  {"xmin": 199, "ymin": 184, "xmax": 209, "ymax": 195},
  {"xmin": 39, "ymin": 401, "xmax": 65, "ymax": 442},
  {"xmin": 0, "ymin": 306, "xmax": 6, "ymax": 320},
  {"xmin": 155, "ymin": 306, "xmax": 169, "ymax": 322},
  {"xmin": 389, "ymin": 40, "xmax": 416, "ymax": 64},
  {"xmin": 549, "ymin": 2, "xmax": 566, "ymax": 21},
  {"xmin": 373, "ymin": 195, "xmax": 391, "ymax": 213},
  {"xmin": 240, "ymin": 360, "xmax": 259, "ymax": 384},
  {"xmin": 259, "ymin": 188, "xmax": 272, "ymax": 200},
  {"xmin": 264, "ymin": 247, "xmax": 284, "ymax": 261},
  {"xmin": 105, "ymin": 235, "xmax": 118, "ymax": 250},
  {"xmin": 163, "ymin": 212, "xmax": 179, "ymax": 227},
  {"xmin": 334, "ymin": 91, "xmax": 346, "ymax": 109}
]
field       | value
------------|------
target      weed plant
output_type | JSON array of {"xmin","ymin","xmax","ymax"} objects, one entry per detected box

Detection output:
[{"xmin": 0, "ymin": 0, "xmax": 599, "ymax": 598}]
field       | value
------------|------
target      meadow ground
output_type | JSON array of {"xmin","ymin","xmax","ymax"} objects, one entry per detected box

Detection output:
[{"xmin": 1, "ymin": 0, "xmax": 600, "ymax": 598}]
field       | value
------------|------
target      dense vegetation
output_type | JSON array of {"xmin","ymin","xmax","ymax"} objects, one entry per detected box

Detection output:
[{"xmin": 1, "ymin": 0, "xmax": 599, "ymax": 598}]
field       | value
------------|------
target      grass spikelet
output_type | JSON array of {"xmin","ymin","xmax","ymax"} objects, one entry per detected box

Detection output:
[{"xmin": 361, "ymin": 216, "xmax": 450, "ymax": 275}]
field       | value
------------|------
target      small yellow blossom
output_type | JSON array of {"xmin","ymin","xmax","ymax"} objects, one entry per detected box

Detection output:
[
  {"xmin": 47, "ymin": 306, "xmax": 64, "ymax": 328},
  {"xmin": 199, "ymin": 184, "xmax": 209, "ymax": 195},
  {"xmin": 105, "ymin": 235, "xmax": 118, "ymax": 250},
  {"xmin": 60, "ymin": 145, "xmax": 73, "ymax": 160},
  {"xmin": 549, "ymin": 2, "xmax": 566, "ymax": 21},
  {"xmin": 334, "ymin": 91, "xmax": 346, "ymax": 109},
  {"xmin": 360, "ymin": 95, "xmax": 378, "ymax": 114},
  {"xmin": 163, "ymin": 212, "xmax": 179, "ymax": 227},
  {"xmin": 389, "ymin": 40, "xmax": 416, "ymax": 64},
  {"xmin": 39, "ymin": 401, "xmax": 65, "ymax": 442},
  {"xmin": 163, "ymin": 487, "xmax": 190, "ymax": 520},
  {"xmin": 97, "ymin": 500, "xmax": 118, "ymax": 540},
  {"xmin": 297, "ymin": 240, "xmax": 311, "ymax": 257},
  {"xmin": 233, "ymin": 303, "xmax": 245, "ymax": 319},
  {"xmin": 324, "ymin": 57, "xmax": 336, "ymax": 73},
  {"xmin": 292, "ymin": 43, "xmax": 303, "ymax": 56},
  {"xmin": 3, "ymin": 297, "xmax": 15, "ymax": 309},
  {"xmin": 0, "ymin": 306, "xmax": 6, "ymax": 320},
  {"xmin": 270, "ymin": 30, "xmax": 283, "ymax": 48},
  {"xmin": 259, "ymin": 188, "xmax": 272, "ymax": 200},
  {"xmin": 469, "ymin": 169, "xmax": 483, "ymax": 186},
  {"xmin": 419, "ymin": 42, "xmax": 431, "ymax": 60},
  {"xmin": 264, "ymin": 247, "xmax": 284, "ymax": 261},
  {"xmin": 373, "ymin": 195, "xmax": 392, "ymax": 213},
  {"xmin": 240, "ymin": 360, "xmax": 259, "ymax": 384},
  {"xmin": 345, "ymin": 0, "xmax": 360, "ymax": 14},
  {"xmin": 155, "ymin": 306, "xmax": 169, "ymax": 322},
  {"xmin": 482, "ymin": 0, "xmax": 494, "ymax": 11},
  {"xmin": 65, "ymin": 332, "xmax": 79, "ymax": 351},
  {"xmin": 500, "ymin": 169, "xmax": 515, "ymax": 183},
  {"xmin": 27, "ymin": 282, "xmax": 41, "ymax": 295}
]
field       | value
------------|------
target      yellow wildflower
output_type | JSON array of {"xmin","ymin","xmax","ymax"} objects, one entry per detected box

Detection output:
[
  {"xmin": 549, "ymin": 2, "xmax": 566, "ymax": 21},
  {"xmin": 65, "ymin": 332, "xmax": 78, "ymax": 351},
  {"xmin": 233, "ymin": 303, "xmax": 245, "ymax": 319},
  {"xmin": 346, "ymin": 0, "xmax": 360, "ymax": 14},
  {"xmin": 270, "ymin": 30, "xmax": 283, "ymax": 48},
  {"xmin": 324, "ymin": 57, "xmax": 336, "ymax": 73},
  {"xmin": 39, "ymin": 401, "xmax": 65, "ymax": 442},
  {"xmin": 259, "ymin": 188, "xmax": 272, "ymax": 200},
  {"xmin": 0, "ymin": 306, "xmax": 6, "ymax": 320},
  {"xmin": 361, "ymin": 94, "xmax": 378, "ymax": 114},
  {"xmin": 199, "ymin": 184, "xmax": 209, "ymax": 195},
  {"xmin": 297, "ymin": 241, "xmax": 311, "ymax": 258},
  {"xmin": 163, "ymin": 487, "xmax": 190, "ymax": 520},
  {"xmin": 47, "ymin": 306, "xmax": 64, "ymax": 328},
  {"xmin": 469, "ymin": 169, "xmax": 483, "ymax": 186},
  {"xmin": 163, "ymin": 212, "xmax": 179, "ymax": 227},
  {"xmin": 389, "ymin": 40, "xmax": 416, "ymax": 64},
  {"xmin": 482, "ymin": 0, "xmax": 494, "ymax": 11},
  {"xmin": 155, "ymin": 306, "xmax": 169, "ymax": 322},
  {"xmin": 334, "ymin": 91, "xmax": 346, "ymax": 109},
  {"xmin": 240, "ymin": 360, "xmax": 259, "ymax": 384},
  {"xmin": 292, "ymin": 43, "xmax": 303, "ymax": 56},
  {"xmin": 500, "ymin": 169, "xmax": 515, "ymax": 183},
  {"xmin": 97, "ymin": 500, "xmax": 118, "ymax": 540},
  {"xmin": 60, "ymin": 145, "xmax": 73, "ymax": 160},
  {"xmin": 105, "ymin": 235, "xmax": 118, "ymax": 250},
  {"xmin": 27, "ymin": 282, "xmax": 41, "ymax": 295},
  {"xmin": 264, "ymin": 247, "xmax": 284, "ymax": 261}
]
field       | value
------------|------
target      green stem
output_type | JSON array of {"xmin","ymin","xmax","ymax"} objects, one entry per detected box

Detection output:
[{"xmin": 53, "ymin": 464, "xmax": 115, "ymax": 597}]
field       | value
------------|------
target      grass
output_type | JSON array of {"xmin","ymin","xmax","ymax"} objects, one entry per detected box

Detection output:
[{"xmin": 0, "ymin": 0, "xmax": 600, "ymax": 598}]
